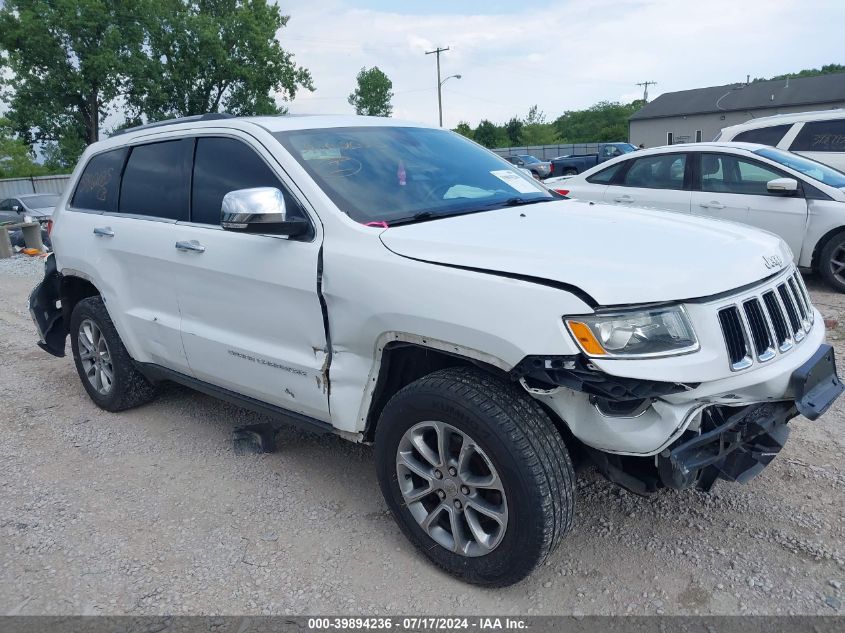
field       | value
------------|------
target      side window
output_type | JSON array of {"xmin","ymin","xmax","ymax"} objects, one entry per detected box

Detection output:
[
  {"xmin": 700, "ymin": 153, "xmax": 785, "ymax": 196},
  {"xmin": 71, "ymin": 148, "xmax": 128, "ymax": 212},
  {"xmin": 0, "ymin": 199, "xmax": 10, "ymax": 210},
  {"xmin": 191, "ymin": 136, "xmax": 306, "ymax": 226},
  {"xmin": 622, "ymin": 154, "xmax": 686, "ymax": 189},
  {"xmin": 586, "ymin": 162, "xmax": 623, "ymax": 184},
  {"xmin": 733, "ymin": 124, "xmax": 792, "ymax": 146},
  {"xmin": 119, "ymin": 139, "xmax": 191, "ymax": 220},
  {"xmin": 790, "ymin": 119, "xmax": 845, "ymax": 152}
]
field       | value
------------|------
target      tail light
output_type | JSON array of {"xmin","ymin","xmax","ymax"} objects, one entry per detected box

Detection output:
[
  {"xmin": 554, "ymin": 189, "xmax": 570, "ymax": 196},
  {"xmin": 46, "ymin": 219, "xmax": 54, "ymax": 235}
]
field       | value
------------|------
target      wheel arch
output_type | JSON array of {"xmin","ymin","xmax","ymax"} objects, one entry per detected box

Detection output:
[
  {"xmin": 360, "ymin": 335, "xmax": 511, "ymax": 443},
  {"xmin": 810, "ymin": 225, "xmax": 845, "ymax": 272}
]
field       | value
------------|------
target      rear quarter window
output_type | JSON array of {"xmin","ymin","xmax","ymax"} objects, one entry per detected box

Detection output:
[
  {"xmin": 790, "ymin": 119, "xmax": 845, "ymax": 152},
  {"xmin": 71, "ymin": 148, "xmax": 128, "ymax": 212},
  {"xmin": 732, "ymin": 124, "xmax": 792, "ymax": 146}
]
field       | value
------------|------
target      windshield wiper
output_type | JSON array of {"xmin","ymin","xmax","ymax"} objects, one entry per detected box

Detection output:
[{"xmin": 379, "ymin": 198, "xmax": 553, "ymax": 228}]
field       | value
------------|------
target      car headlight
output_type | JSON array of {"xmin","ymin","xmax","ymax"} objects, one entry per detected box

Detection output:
[{"xmin": 565, "ymin": 305, "xmax": 698, "ymax": 358}]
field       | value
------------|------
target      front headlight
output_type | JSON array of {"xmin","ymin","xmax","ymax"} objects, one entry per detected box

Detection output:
[{"xmin": 565, "ymin": 305, "xmax": 698, "ymax": 358}]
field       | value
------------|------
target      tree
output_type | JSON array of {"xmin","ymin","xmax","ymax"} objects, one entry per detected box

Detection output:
[
  {"xmin": 521, "ymin": 105, "xmax": 558, "ymax": 145},
  {"xmin": 0, "ymin": 0, "xmax": 147, "ymax": 154},
  {"xmin": 0, "ymin": 0, "xmax": 314, "ymax": 166},
  {"xmin": 348, "ymin": 66, "xmax": 394, "ymax": 117},
  {"xmin": 553, "ymin": 100, "xmax": 643, "ymax": 143},
  {"xmin": 473, "ymin": 119, "xmax": 499, "ymax": 148},
  {"xmin": 454, "ymin": 122, "xmax": 474, "ymax": 139},
  {"xmin": 0, "ymin": 117, "xmax": 46, "ymax": 178},
  {"xmin": 504, "ymin": 117, "xmax": 523, "ymax": 145},
  {"xmin": 754, "ymin": 63, "xmax": 845, "ymax": 83},
  {"xmin": 126, "ymin": 0, "xmax": 313, "ymax": 121}
]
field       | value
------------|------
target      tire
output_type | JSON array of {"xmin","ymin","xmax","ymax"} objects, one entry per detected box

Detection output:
[
  {"xmin": 562, "ymin": 168, "xmax": 578, "ymax": 176},
  {"xmin": 819, "ymin": 232, "xmax": 845, "ymax": 292},
  {"xmin": 69, "ymin": 296, "xmax": 158, "ymax": 411},
  {"xmin": 375, "ymin": 366, "xmax": 575, "ymax": 586}
]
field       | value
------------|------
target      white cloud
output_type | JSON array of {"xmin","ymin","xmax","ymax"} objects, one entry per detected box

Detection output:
[{"xmin": 277, "ymin": 0, "xmax": 845, "ymax": 127}]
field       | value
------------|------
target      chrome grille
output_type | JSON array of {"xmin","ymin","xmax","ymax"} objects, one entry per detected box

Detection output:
[{"xmin": 718, "ymin": 271, "xmax": 813, "ymax": 371}]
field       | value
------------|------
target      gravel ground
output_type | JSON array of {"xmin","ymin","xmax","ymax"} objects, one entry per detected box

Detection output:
[{"xmin": 1, "ymin": 261, "xmax": 844, "ymax": 616}]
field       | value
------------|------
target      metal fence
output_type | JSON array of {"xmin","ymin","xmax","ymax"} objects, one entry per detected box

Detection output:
[
  {"xmin": 0, "ymin": 174, "xmax": 71, "ymax": 198},
  {"xmin": 492, "ymin": 144, "xmax": 601, "ymax": 161}
]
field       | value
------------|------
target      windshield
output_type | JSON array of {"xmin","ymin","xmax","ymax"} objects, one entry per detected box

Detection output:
[
  {"xmin": 755, "ymin": 147, "xmax": 845, "ymax": 188},
  {"xmin": 22, "ymin": 194, "xmax": 59, "ymax": 208},
  {"xmin": 275, "ymin": 126, "xmax": 552, "ymax": 224},
  {"xmin": 616, "ymin": 143, "xmax": 637, "ymax": 154},
  {"xmin": 519, "ymin": 155, "xmax": 541, "ymax": 164}
]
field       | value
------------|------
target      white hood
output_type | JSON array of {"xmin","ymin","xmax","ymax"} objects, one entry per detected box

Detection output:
[{"xmin": 379, "ymin": 199, "xmax": 792, "ymax": 306}]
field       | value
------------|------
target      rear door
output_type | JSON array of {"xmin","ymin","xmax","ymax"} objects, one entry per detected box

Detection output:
[
  {"xmin": 58, "ymin": 140, "xmax": 193, "ymax": 373},
  {"xmin": 603, "ymin": 152, "xmax": 692, "ymax": 213},
  {"xmin": 690, "ymin": 152, "xmax": 808, "ymax": 260},
  {"xmin": 788, "ymin": 118, "xmax": 845, "ymax": 172},
  {"xmin": 170, "ymin": 134, "xmax": 329, "ymax": 421}
]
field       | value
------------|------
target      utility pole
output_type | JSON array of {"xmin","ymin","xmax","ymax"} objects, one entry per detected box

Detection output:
[
  {"xmin": 636, "ymin": 80, "xmax": 657, "ymax": 102},
  {"xmin": 426, "ymin": 46, "xmax": 450, "ymax": 126}
]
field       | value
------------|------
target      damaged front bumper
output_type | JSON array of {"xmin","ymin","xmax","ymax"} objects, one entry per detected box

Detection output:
[{"xmin": 28, "ymin": 253, "xmax": 66, "ymax": 357}]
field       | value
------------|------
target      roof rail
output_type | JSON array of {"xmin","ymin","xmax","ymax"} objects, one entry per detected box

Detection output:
[{"xmin": 111, "ymin": 112, "xmax": 235, "ymax": 137}]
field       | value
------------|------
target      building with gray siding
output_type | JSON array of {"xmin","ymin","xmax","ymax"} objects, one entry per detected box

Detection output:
[{"xmin": 629, "ymin": 73, "xmax": 845, "ymax": 148}]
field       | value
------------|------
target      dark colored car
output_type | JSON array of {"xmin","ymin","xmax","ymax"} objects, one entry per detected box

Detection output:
[
  {"xmin": 0, "ymin": 193, "xmax": 60, "ymax": 225},
  {"xmin": 504, "ymin": 154, "xmax": 552, "ymax": 179},
  {"xmin": 550, "ymin": 143, "xmax": 637, "ymax": 177}
]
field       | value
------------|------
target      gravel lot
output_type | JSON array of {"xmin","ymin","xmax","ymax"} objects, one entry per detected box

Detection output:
[{"xmin": 1, "ymin": 254, "xmax": 844, "ymax": 616}]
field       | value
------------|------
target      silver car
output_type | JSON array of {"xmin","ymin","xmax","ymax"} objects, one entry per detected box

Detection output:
[{"xmin": 0, "ymin": 193, "xmax": 61, "ymax": 225}]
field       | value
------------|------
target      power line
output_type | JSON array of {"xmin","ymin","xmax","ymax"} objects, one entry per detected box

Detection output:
[{"xmin": 636, "ymin": 80, "xmax": 657, "ymax": 102}]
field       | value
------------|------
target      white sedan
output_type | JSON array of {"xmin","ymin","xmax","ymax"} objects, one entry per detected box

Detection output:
[{"xmin": 545, "ymin": 142, "xmax": 845, "ymax": 291}]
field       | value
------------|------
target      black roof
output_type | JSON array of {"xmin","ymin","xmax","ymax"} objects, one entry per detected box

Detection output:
[{"xmin": 630, "ymin": 73, "xmax": 845, "ymax": 121}]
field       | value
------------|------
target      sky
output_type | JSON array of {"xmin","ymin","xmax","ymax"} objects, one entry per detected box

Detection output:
[{"xmin": 278, "ymin": 0, "xmax": 845, "ymax": 128}]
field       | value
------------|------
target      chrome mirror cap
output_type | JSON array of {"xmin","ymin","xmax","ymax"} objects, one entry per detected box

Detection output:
[{"xmin": 221, "ymin": 187, "xmax": 287, "ymax": 229}]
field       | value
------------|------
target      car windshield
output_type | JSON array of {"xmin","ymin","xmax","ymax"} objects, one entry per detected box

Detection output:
[
  {"xmin": 755, "ymin": 147, "xmax": 845, "ymax": 188},
  {"xmin": 274, "ymin": 126, "xmax": 552, "ymax": 225},
  {"xmin": 22, "ymin": 194, "xmax": 59, "ymax": 208},
  {"xmin": 519, "ymin": 155, "xmax": 541, "ymax": 164},
  {"xmin": 617, "ymin": 143, "xmax": 638, "ymax": 154}
]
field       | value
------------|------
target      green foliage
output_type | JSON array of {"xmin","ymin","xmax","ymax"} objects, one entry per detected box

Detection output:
[
  {"xmin": 0, "ymin": 117, "xmax": 46, "ymax": 178},
  {"xmin": 753, "ymin": 64, "xmax": 845, "ymax": 83},
  {"xmin": 348, "ymin": 66, "xmax": 394, "ymax": 117},
  {"xmin": 504, "ymin": 117, "xmax": 523, "ymax": 145},
  {"xmin": 553, "ymin": 100, "xmax": 643, "ymax": 143},
  {"xmin": 127, "ymin": 0, "xmax": 313, "ymax": 121},
  {"xmin": 0, "ymin": 0, "xmax": 313, "ymax": 167},
  {"xmin": 473, "ymin": 120, "xmax": 499, "ymax": 148},
  {"xmin": 453, "ymin": 122, "xmax": 474, "ymax": 139}
]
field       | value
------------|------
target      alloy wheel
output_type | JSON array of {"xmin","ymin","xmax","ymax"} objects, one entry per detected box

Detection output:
[
  {"xmin": 395, "ymin": 420, "xmax": 508, "ymax": 557},
  {"xmin": 78, "ymin": 319, "xmax": 114, "ymax": 395}
]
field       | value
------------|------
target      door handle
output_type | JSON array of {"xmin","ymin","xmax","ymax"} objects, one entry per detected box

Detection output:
[
  {"xmin": 614, "ymin": 195, "xmax": 634, "ymax": 203},
  {"xmin": 93, "ymin": 227, "xmax": 114, "ymax": 237},
  {"xmin": 700, "ymin": 201, "xmax": 726, "ymax": 210},
  {"xmin": 175, "ymin": 240, "xmax": 206, "ymax": 253}
]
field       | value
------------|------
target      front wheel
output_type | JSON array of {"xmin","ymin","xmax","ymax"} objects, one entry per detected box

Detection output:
[
  {"xmin": 819, "ymin": 232, "xmax": 845, "ymax": 292},
  {"xmin": 375, "ymin": 367, "xmax": 575, "ymax": 586}
]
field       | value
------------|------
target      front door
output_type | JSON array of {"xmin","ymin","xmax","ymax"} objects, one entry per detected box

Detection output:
[
  {"xmin": 173, "ymin": 135, "xmax": 330, "ymax": 421},
  {"xmin": 691, "ymin": 152, "xmax": 808, "ymax": 261}
]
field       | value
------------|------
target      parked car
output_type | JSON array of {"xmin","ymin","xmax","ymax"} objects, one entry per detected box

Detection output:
[
  {"xmin": 0, "ymin": 193, "xmax": 60, "ymax": 225},
  {"xmin": 30, "ymin": 116, "xmax": 842, "ymax": 586},
  {"xmin": 545, "ymin": 142, "xmax": 845, "ymax": 291},
  {"xmin": 503, "ymin": 154, "xmax": 551, "ymax": 179},
  {"xmin": 717, "ymin": 109, "xmax": 845, "ymax": 172},
  {"xmin": 550, "ymin": 142, "xmax": 637, "ymax": 176}
]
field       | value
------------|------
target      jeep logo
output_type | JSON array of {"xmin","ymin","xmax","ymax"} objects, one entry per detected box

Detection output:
[{"xmin": 763, "ymin": 255, "xmax": 784, "ymax": 270}]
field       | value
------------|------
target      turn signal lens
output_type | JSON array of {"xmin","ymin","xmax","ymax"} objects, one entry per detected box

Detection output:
[
  {"xmin": 565, "ymin": 320, "xmax": 607, "ymax": 356},
  {"xmin": 554, "ymin": 189, "xmax": 570, "ymax": 196}
]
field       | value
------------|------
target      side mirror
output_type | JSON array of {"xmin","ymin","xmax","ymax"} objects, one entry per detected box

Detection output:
[
  {"xmin": 767, "ymin": 178, "xmax": 799, "ymax": 195},
  {"xmin": 221, "ymin": 187, "xmax": 309, "ymax": 237}
]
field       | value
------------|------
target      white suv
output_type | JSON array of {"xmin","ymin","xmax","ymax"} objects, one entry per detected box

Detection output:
[
  {"xmin": 29, "ymin": 114, "xmax": 843, "ymax": 586},
  {"xmin": 717, "ymin": 109, "xmax": 845, "ymax": 172}
]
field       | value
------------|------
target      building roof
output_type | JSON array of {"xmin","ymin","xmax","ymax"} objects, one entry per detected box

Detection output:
[{"xmin": 629, "ymin": 73, "xmax": 845, "ymax": 121}]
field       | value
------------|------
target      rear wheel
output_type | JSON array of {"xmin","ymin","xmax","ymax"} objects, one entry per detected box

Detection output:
[
  {"xmin": 70, "ymin": 296, "xmax": 158, "ymax": 411},
  {"xmin": 375, "ymin": 367, "xmax": 575, "ymax": 586},
  {"xmin": 819, "ymin": 232, "xmax": 845, "ymax": 292},
  {"xmin": 562, "ymin": 168, "xmax": 578, "ymax": 176}
]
